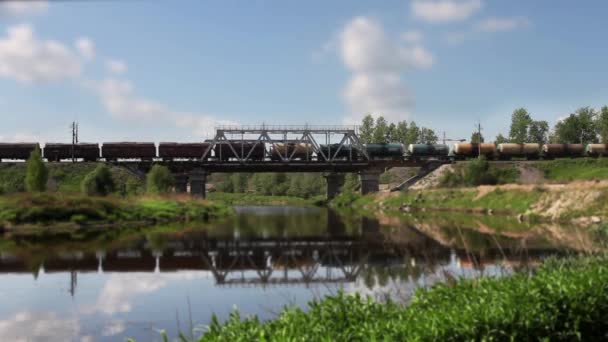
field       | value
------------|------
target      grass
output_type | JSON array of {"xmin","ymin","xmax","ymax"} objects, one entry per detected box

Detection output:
[
  {"xmin": 536, "ymin": 158, "xmax": 608, "ymax": 181},
  {"xmin": 152, "ymin": 256, "xmax": 608, "ymax": 341},
  {"xmin": 208, "ymin": 192, "xmax": 325, "ymax": 206},
  {"xmin": 0, "ymin": 193, "xmax": 233, "ymax": 228}
]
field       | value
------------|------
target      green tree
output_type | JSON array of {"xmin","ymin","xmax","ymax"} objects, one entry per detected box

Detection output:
[
  {"xmin": 553, "ymin": 107, "xmax": 598, "ymax": 143},
  {"xmin": 495, "ymin": 133, "xmax": 508, "ymax": 144},
  {"xmin": 406, "ymin": 121, "xmax": 420, "ymax": 145},
  {"xmin": 394, "ymin": 121, "xmax": 408, "ymax": 144},
  {"xmin": 372, "ymin": 116, "xmax": 389, "ymax": 143},
  {"xmin": 387, "ymin": 123, "xmax": 396, "ymax": 142},
  {"xmin": 527, "ymin": 120, "xmax": 549, "ymax": 145},
  {"xmin": 509, "ymin": 108, "xmax": 532, "ymax": 143},
  {"xmin": 342, "ymin": 173, "xmax": 359, "ymax": 193},
  {"xmin": 471, "ymin": 132, "xmax": 484, "ymax": 143},
  {"xmin": 25, "ymin": 145, "xmax": 47, "ymax": 192},
  {"xmin": 359, "ymin": 114, "xmax": 375, "ymax": 144},
  {"xmin": 81, "ymin": 164, "xmax": 115, "ymax": 196},
  {"xmin": 230, "ymin": 173, "xmax": 249, "ymax": 193},
  {"xmin": 146, "ymin": 165, "xmax": 175, "ymax": 194},
  {"xmin": 599, "ymin": 106, "xmax": 608, "ymax": 143},
  {"xmin": 419, "ymin": 127, "xmax": 438, "ymax": 144}
]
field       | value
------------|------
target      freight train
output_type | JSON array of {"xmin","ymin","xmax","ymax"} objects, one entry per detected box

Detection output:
[{"xmin": 0, "ymin": 141, "xmax": 606, "ymax": 162}]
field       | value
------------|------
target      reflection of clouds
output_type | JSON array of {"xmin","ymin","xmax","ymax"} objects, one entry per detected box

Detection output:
[
  {"xmin": 0, "ymin": 311, "xmax": 79, "ymax": 342},
  {"xmin": 102, "ymin": 320, "xmax": 126, "ymax": 336},
  {"xmin": 93, "ymin": 271, "xmax": 211, "ymax": 315}
]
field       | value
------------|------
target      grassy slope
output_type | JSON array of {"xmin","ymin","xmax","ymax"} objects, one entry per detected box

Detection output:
[
  {"xmin": 208, "ymin": 192, "xmax": 324, "ymax": 206},
  {"xmin": 199, "ymin": 256, "xmax": 608, "ymax": 341},
  {"xmin": 535, "ymin": 158, "xmax": 608, "ymax": 181}
]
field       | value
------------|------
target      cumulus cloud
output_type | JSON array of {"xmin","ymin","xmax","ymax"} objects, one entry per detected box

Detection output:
[
  {"xmin": 339, "ymin": 17, "xmax": 434, "ymax": 123},
  {"xmin": 75, "ymin": 37, "xmax": 95, "ymax": 60},
  {"xmin": 0, "ymin": 1, "xmax": 48, "ymax": 17},
  {"xmin": 90, "ymin": 78, "xmax": 236, "ymax": 136},
  {"xmin": 0, "ymin": 311, "xmax": 80, "ymax": 342},
  {"xmin": 106, "ymin": 59, "xmax": 127, "ymax": 74},
  {"xmin": 411, "ymin": 0, "xmax": 482, "ymax": 23},
  {"xmin": 401, "ymin": 30, "xmax": 423, "ymax": 43},
  {"xmin": 0, "ymin": 24, "xmax": 81, "ymax": 83},
  {"xmin": 476, "ymin": 16, "xmax": 530, "ymax": 32}
]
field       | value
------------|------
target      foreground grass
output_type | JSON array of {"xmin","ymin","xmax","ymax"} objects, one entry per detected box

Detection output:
[
  {"xmin": 0, "ymin": 193, "xmax": 232, "ymax": 227},
  {"xmin": 191, "ymin": 256, "xmax": 608, "ymax": 341},
  {"xmin": 535, "ymin": 158, "xmax": 608, "ymax": 181},
  {"xmin": 208, "ymin": 192, "xmax": 325, "ymax": 206}
]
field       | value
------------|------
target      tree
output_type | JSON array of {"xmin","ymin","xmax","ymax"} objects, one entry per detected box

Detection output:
[
  {"xmin": 509, "ymin": 108, "xmax": 532, "ymax": 143},
  {"xmin": 82, "ymin": 164, "xmax": 115, "ymax": 196},
  {"xmin": 553, "ymin": 107, "xmax": 598, "ymax": 143},
  {"xmin": 471, "ymin": 132, "xmax": 484, "ymax": 143},
  {"xmin": 393, "ymin": 121, "xmax": 408, "ymax": 145},
  {"xmin": 599, "ymin": 106, "xmax": 608, "ymax": 143},
  {"xmin": 372, "ymin": 116, "xmax": 389, "ymax": 143},
  {"xmin": 25, "ymin": 146, "xmax": 47, "ymax": 192},
  {"xmin": 359, "ymin": 114, "xmax": 375, "ymax": 144},
  {"xmin": 527, "ymin": 120, "xmax": 549, "ymax": 145},
  {"xmin": 146, "ymin": 165, "xmax": 175, "ymax": 194},
  {"xmin": 387, "ymin": 123, "xmax": 396, "ymax": 142},
  {"xmin": 406, "ymin": 121, "xmax": 420, "ymax": 145},
  {"xmin": 495, "ymin": 133, "xmax": 508, "ymax": 144},
  {"xmin": 419, "ymin": 127, "xmax": 438, "ymax": 144}
]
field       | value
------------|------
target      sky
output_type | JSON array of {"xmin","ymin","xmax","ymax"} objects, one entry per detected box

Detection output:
[{"xmin": 0, "ymin": 0, "xmax": 607, "ymax": 143}]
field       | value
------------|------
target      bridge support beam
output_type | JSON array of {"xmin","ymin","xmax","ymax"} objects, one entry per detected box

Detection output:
[
  {"xmin": 173, "ymin": 174, "xmax": 188, "ymax": 193},
  {"xmin": 359, "ymin": 170, "xmax": 381, "ymax": 195},
  {"xmin": 324, "ymin": 173, "xmax": 345, "ymax": 200},
  {"xmin": 189, "ymin": 170, "xmax": 207, "ymax": 198}
]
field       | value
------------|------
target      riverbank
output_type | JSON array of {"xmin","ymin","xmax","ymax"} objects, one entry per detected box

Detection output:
[
  {"xmin": 0, "ymin": 193, "xmax": 233, "ymax": 229},
  {"xmin": 193, "ymin": 256, "xmax": 608, "ymax": 341},
  {"xmin": 208, "ymin": 192, "xmax": 325, "ymax": 206},
  {"xmin": 332, "ymin": 181, "xmax": 608, "ymax": 223}
]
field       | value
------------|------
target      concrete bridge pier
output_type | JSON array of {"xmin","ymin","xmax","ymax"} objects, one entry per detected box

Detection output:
[
  {"xmin": 324, "ymin": 173, "xmax": 345, "ymax": 200},
  {"xmin": 189, "ymin": 170, "xmax": 208, "ymax": 198},
  {"xmin": 173, "ymin": 174, "xmax": 188, "ymax": 193},
  {"xmin": 359, "ymin": 170, "xmax": 381, "ymax": 195}
]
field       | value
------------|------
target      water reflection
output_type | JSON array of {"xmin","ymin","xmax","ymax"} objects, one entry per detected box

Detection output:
[{"xmin": 0, "ymin": 207, "xmax": 601, "ymax": 341}]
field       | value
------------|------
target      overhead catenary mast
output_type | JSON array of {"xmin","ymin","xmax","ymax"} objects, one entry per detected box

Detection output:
[{"xmin": 71, "ymin": 121, "xmax": 79, "ymax": 163}]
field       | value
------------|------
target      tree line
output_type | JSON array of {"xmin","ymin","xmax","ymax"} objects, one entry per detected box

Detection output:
[{"xmin": 358, "ymin": 114, "xmax": 439, "ymax": 145}]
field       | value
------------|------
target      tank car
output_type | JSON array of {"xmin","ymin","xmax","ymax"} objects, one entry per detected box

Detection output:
[
  {"xmin": 0, "ymin": 143, "xmax": 40, "ymax": 160},
  {"xmin": 541, "ymin": 144, "xmax": 584, "ymax": 159},
  {"xmin": 214, "ymin": 141, "xmax": 265, "ymax": 161},
  {"xmin": 319, "ymin": 143, "xmax": 359, "ymax": 160},
  {"xmin": 585, "ymin": 144, "xmax": 608, "ymax": 157},
  {"xmin": 44, "ymin": 143, "xmax": 100, "ymax": 162},
  {"xmin": 158, "ymin": 142, "xmax": 210, "ymax": 160},
  {"xmin": 271, "ymin": 143, "xmax": 312, "ymax": 161},
  {"xmin": 497, "ymin": 143, "xmax": 540, "ymax": 160},
  {"xmin": 408, "ymin": 144, "xmax": 449, "ymax": 159},
  {"xmin": 101, "ymin": 142, "xmax": 156, "ymax": 161},
  {"xmin": 452, "ymin": 143, "xmax": 496, "ymax": 159},
  {"xmin": 365, "ymin": 143, "xmax": 405, "ymax": 159}
]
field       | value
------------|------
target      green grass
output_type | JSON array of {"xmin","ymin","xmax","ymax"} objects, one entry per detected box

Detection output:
[
  {"xmin": 536, "ymin": 158, "xmax": 608, "ymax": 181},
  {"xmin": 208, "ymin": 192, "xmax": 325, "ymax": 206},
  {"xmin": 167, "ymin": 256, "xmax": 608, "ymax": 341},
  {"xmin": 0, "ymin": 193, "xmax": 233, "ymax": 227}
]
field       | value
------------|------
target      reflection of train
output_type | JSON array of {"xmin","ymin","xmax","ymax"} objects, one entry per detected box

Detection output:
[{"xmin": 0, "ymin": 141, "xmax": 606, "ymax": 162}]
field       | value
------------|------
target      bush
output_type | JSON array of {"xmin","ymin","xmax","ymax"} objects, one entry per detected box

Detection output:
[
  {"xmin": 24, "ymin": 146, "xmax": 48, "ymax": 192},
  {"xmin": 146, "ymin": 165, "xmax": 174, "ymax": 194},
  {"xmin": 81, "ymin": 165, "xmax": 115, "ymax": 196},
  {"xmin": 440, "ymin": 158, "xmax": 519, "ymax": 187}
]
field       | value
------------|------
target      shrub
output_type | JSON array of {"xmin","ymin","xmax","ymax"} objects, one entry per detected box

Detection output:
[
  {"xmin": 81, "ymin": 164, "xmax": 115, "ymax": 196},
  {"xmin": 24, "ymin": 146, "xmax": 48, "ymax": 192},
  {"xmin": 146, "ymin": 165, "xmax": 175, "ymax": 194}
]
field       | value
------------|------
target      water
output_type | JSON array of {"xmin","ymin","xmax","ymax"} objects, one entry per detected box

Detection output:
[{"xmin": 0, "ymin": 207, "xmax": 600, "ymax": 341}]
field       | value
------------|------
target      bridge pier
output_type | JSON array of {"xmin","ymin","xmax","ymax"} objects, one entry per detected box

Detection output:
[
  {"xmin": 189, "ymin": 170, "xmax": 207, "ymax": 198},
  {"xmin": 359, "ymin": 170, "xmax": 381, "ymax": 195},
  {"xmin": 324, "ymin": 173, "xmax": 345, "ymax": 200},
  {"xmin": 173, "ymin": 174, "xmax": 188, "ymax": 193}
]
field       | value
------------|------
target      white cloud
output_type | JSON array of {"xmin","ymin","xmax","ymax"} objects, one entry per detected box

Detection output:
[
  {"xmin": 0, "ymin": 1, "xmax": 48, "ymax": 17},
  {"xmin": 476, "ymin": 16, "xmax": 530, "ymax": 32},
  {"xmin": 0, "ymin": 311, "xmax": 80, "ymax": 342},
  {"xmin": 411, "ymin": 0, "xmax": 482, "ymax": 23},
  {"xmin": 0, "ymin": 132, "xmax": 41, "ymax": 143},
  {"xmin": 401, "ymin": 30, "xmax": 423, "ymax": 43},
  {"xmin": 106, "ymin": 59, "xmax": 127, "ymax": 74},
  {"xmin": 75, "ymin": 37, "xmax": 95, "ymax": 60},
  {"xmin": 339, "ymin": 17, "xmax": 434, "ymax": 123},
  {"xmin": 0, "ymin": 24, "xmax": 81, "ymax": 83},
  {"xmin": 90, "ymin": 78, "xmax": 236, "ymax": 136}
]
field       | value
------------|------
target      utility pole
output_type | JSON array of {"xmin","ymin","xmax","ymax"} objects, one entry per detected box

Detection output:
[
  {"xmin": 71, "ymin": 121, "xmax": 78, "ymax": 163},
  {"xmin": 476, "ymin": 121, "xmax": 482, "ymax": 159}
]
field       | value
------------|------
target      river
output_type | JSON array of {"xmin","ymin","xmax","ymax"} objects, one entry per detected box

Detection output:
[{"xmin": 0, "ymin": 206, "xmax": 601, "ymax": 341}]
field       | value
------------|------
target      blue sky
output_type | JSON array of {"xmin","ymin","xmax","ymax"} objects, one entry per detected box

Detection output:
[{"xmin": 0, "ymin": 0, "xmax": 606, "ymax": 143}]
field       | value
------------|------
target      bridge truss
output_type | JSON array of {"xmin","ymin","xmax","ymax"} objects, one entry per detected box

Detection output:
[{"xmin": 201, "ymin": 125, "xmax": 370, "ymax": 162}]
